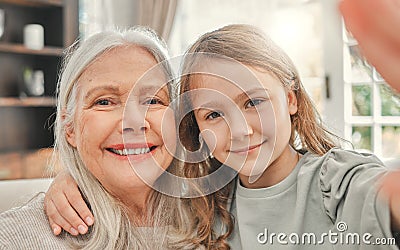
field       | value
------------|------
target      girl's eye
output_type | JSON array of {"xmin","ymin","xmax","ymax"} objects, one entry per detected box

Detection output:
[
  {"xmin": 206, "ymin": 111, "xmax": 223, "ymax": 120},
  {"xmin": 95, "ymin": 99, "xmax": 111, "ymax": 106},
  {"xmin": 245, "ymin": 99, "xmax": 264, "ymax": 108}
]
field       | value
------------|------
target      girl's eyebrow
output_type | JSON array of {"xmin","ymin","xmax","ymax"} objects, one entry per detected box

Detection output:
[
  {"xmin": 196, "ymin": 100, "xmax": 225, "ymax": 110},
  {"xmin": 194, "ymin": 87, "xmax": 269, "ymax": 110},
  {"xmin": 234, "ymin": 87, "xmax": 269, "ymax": 103}
]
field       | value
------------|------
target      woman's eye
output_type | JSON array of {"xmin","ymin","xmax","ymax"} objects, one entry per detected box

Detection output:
[
  {"xmin": 206, "ymin": 111, "xmax": 223, "ymax": 120},
  {"xmin": 95, "ymin": 99, "xmax": 111, "ymax": 106},
  {"xmin": 246, "ymin": 99, "xmax": 264, "ymax": 108},
  {"xmin": 144, "ymin": 98, "xmax": 162, "ymax": 105}
]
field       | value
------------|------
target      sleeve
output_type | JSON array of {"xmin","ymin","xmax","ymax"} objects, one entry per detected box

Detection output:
[
  {"xmin": 0, "ymin": 211, "xmax": 16, "ymax": 250},
  {"xmin": 319, "ymin": 149, "xmax": 398, "ymax": 248}
]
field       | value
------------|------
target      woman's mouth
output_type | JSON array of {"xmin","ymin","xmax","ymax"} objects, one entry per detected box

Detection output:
[
  {"xmin": 107, "ymin": 146, "xmax": 157, "ymax": 156},
  {"xmin": 105, "ymin": 144, "xmax": 158, "ymax": 160}
]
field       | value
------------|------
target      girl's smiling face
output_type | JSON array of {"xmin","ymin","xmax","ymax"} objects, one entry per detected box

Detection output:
[
  {"xmin": 65, "ymin": 45, "xmax": 176, "ymax": 198},
  {"xmin": 190, "ymin": 60, "xmax": 298, "ymax": 180}
]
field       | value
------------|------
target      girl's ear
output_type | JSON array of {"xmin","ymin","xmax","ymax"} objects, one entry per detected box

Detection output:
[
  {"xmin": 62, "ymin": 110, "xmax": 77, "ymax": 148},
  {"xmin": 287, "ymin": 89, "xmax": 298, "ymax": 115}
]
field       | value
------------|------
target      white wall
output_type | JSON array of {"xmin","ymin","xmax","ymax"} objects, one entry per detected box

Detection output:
[{"xmin": 321, "ymin": 0, "xmax": 345, "ymax": 137}]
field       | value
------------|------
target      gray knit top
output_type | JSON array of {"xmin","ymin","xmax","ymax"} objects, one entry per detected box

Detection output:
[{"xmin": 0, "ymin": 193, "xmax": 71, "ymax": 249}]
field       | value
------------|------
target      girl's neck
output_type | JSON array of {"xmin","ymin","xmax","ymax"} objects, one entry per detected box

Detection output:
[{"xmin": 239, "ymin": 146, "xmax": 300, "ymax": 189}]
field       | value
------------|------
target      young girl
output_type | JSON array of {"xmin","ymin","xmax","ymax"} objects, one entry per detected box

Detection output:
[{"xmin": 45, "ymin": 24, "xmax": 399, "ymax": 249}]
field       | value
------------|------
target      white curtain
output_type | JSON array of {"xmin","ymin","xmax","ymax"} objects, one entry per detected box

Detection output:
[
  {"xmin": 81, "ymin": 0, "xmax": 178, "ymax": 41},
  {"xmin": 137, "ymin": 0, "xmax": 178, "ymax": 40}
]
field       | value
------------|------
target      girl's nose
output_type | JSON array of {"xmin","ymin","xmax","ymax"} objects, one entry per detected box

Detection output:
[{"xmin": 229, "ymin": 113, "xmax": 253, "ymax": 141}]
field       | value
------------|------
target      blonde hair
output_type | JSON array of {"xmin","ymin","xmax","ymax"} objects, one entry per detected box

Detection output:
[
  {"xmin": 181, "ymin": 24, "xmax": 340, "ymax": 156},
  {"xmin": 53, "ymin": 27, "xmax": 202, "ymax": 249},
  {"xmin": 178, "ymin": 24, "xmax": 344, "ymax": 249}
]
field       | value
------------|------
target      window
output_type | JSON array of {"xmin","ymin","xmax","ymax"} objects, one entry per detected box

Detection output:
[
  {"xmin": 80, "ymin": 0, "xmax": 399, "ymax": 159},
  {"xmin": 168, "ymin": 0, "xmax": 325, "ymax": 112},
  {"xmin": 343, "ymin": 27, "xmax": 400, "ymax": 159}
]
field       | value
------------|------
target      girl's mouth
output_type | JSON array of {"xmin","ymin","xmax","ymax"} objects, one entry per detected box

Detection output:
[{"xmin": 229, "ymin": 140, "xmax": 267, "ymax": 154}]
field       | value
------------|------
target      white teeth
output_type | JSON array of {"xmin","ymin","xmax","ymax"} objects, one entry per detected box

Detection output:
[{"xmin": 110, "ymin": 147, "xmax": 151, "ymax": 156}]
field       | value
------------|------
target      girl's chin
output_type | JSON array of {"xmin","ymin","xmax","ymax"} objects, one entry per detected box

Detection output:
[
  {"xmin": 238, "ymin": 168, "xmax": 267, "ymax": 178},
  {"xmin": 223, "ymin": 158, "xmax": 270, "ymax": 175}
]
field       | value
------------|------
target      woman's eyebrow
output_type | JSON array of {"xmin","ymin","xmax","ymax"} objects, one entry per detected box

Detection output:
[
  {"xmin": 138, "ymin": 85, "xmax": 168, "ymax": 95},
  {"xmin": 85, "ymin": 85, "xmax": 120, "ymax": 100}
]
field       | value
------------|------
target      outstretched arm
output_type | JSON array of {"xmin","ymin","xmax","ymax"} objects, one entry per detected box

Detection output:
[
  {"xmin": 340, "ymin": 0, "xmax": 400, "ymax": 92},
  {"xmin": 340, "ymin": 0, "xmax": 400, "ymax": 232},
  {"xmin": 44, "ymin": 170, "xmax": 94, "ymax": 235},
  {"xmin": 381, "ymin": 171, "xmax": 400, "ymax": 232}
]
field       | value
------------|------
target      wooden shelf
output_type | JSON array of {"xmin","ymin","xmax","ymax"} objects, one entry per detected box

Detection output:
[
  {"xmin": 0, "ymin": 43, "xmax": 63, "ymax": 56},
  {"xmin": 0, "ymin": 0, "xmax": 77, "ymax": 175},
  {"xmin": 0, "ymin": 97, "xmax": 56, "ymax": 107},
  {"xmin": 0, "ymin": 0, "xmax": 62, "ymax": 7}
]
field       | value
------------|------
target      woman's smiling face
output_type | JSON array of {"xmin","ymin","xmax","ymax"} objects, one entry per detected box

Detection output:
[{"xmin": 66, "ymin": 45, "xmax": 176, "ymax": 197}]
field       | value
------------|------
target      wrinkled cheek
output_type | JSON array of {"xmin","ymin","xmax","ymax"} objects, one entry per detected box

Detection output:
[
  {"xmin": 77, "ymin": 117, "xmax": 102, "ymax": 175},
  {"xmin": 161, "ymin": 110, "xmax": 177, "ymax": 159}
]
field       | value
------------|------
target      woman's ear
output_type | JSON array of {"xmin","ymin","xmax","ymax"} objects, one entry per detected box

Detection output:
[
  {"xmin": 62, "ymin": 109, "xmax": 76, "ymax": 148},
  {"xmin": 287, "ymin": 89, "xmax": 298, "ymax": 115}
]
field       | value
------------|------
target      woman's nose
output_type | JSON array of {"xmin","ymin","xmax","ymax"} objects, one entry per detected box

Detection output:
[
  {"xmin": 122, "ymin": 119, "xmax": 150, "ymax": 134},
  {"xmin": 121, "ymin": 105, "xmax": 150, "ymax": 134}
]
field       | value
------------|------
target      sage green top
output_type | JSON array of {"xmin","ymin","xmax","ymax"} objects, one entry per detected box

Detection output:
[{"xmin": 228, "ymin": 148, "xmax": 399, "ymax": 249}]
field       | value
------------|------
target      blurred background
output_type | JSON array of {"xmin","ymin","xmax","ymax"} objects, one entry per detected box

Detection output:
[{"xmin": 0, "ymin": 0, "xmax": 399, "ymax": 180}]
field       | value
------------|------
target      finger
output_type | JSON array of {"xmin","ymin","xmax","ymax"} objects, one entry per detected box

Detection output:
[
  {"xmin": 340, "ymin": 0, "xmax": 369, "ymax": 37},
  {"xmin": 340, "ymin": 0, "xmax": 400, "ymax": 90},
  {"xmin": 340, "ymin": 0, "xmax": 400, "ymax": 44},
  {"xmin": 64, "ymin": 187, "xmax": 94, "ymax": 226},
  {"xmin": 357, "ymin": 33, "xmax": 400, "ymax": 91},
  {"xmin": 51, "ymin": 191, "xmax": 88, "ymax": 235},
  {"xmin": 52, "ymin": 225, "xmax": 62, "ymax": 236},
  {"xmin": 46, "ymin": 199, "xmax": 79, "ymax": 236},
  {"xmin": 357, "ymin": 0, "xmax": 400, "ymax": 44}
]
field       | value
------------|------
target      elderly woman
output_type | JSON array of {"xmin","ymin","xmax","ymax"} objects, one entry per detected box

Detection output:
[{"xmin": 0, "ymin": 27, "xmax": 206, "ymax": 249}]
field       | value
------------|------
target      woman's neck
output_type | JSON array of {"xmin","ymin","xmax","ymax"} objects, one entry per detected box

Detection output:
[
  {"xmin": 114, "ymin": 186, "xmax": 153, "ymax": 224},
  {"xmin": 239, "ymin": 146, "xmax": 300, "ymax": 189}
]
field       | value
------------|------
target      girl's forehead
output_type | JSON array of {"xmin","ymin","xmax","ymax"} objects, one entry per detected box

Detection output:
[{"xmin": 188, "ymin": 64, "xmax": 280, "ymax": 94}]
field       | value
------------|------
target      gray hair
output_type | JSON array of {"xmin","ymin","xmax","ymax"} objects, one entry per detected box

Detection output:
[{"xmin": 53, "ymin": 26, "xmax": 198, "ymax": 249}]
